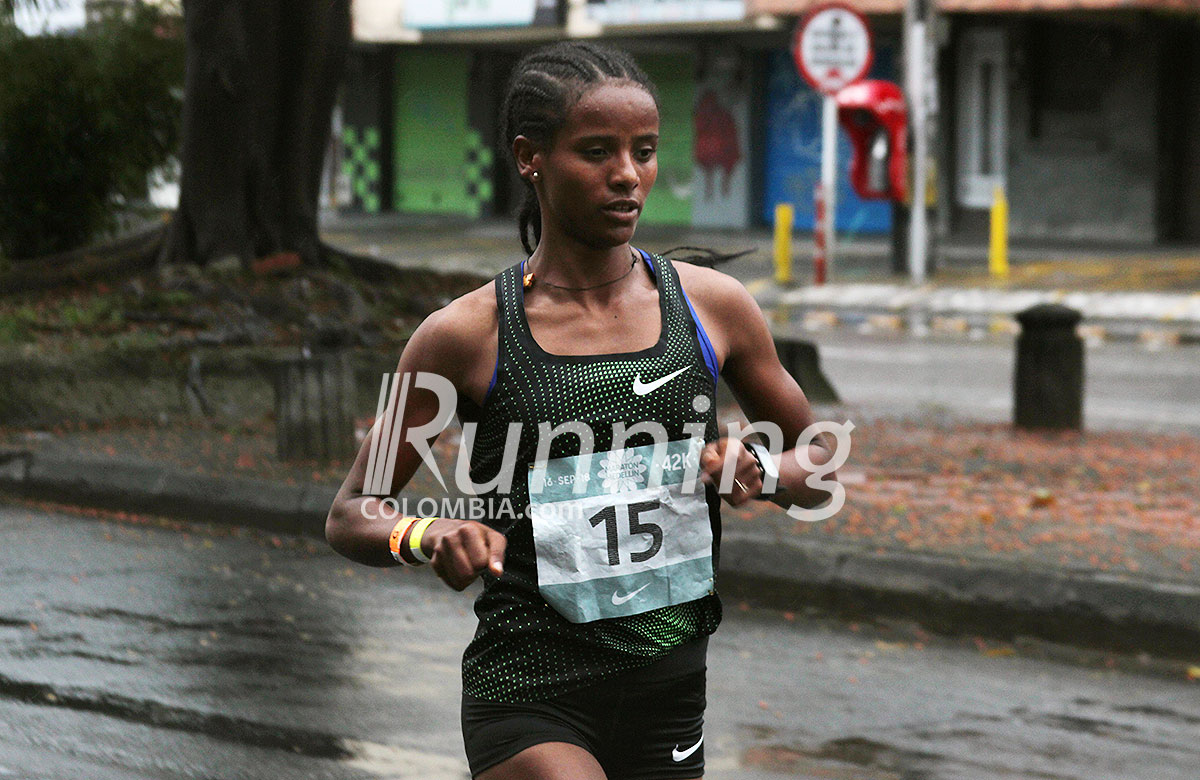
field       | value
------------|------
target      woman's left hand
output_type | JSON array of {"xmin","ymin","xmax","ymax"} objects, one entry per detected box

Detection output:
[{"xmin": 699, "ymin": 438, "xmax": 762, "ymax": 506}]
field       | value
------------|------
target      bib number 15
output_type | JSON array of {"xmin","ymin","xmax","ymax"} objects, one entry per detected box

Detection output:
[{"xmin": 588, "ymin": 500, "xmax": 662, "ymax": 566}]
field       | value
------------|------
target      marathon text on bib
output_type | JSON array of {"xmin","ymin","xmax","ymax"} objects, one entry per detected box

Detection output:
[{"xmin": 528, "ymin": 438, "xmax": 714, "ymax": 624}]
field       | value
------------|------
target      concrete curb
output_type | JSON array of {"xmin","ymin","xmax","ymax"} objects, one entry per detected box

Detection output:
[
  {"xmin": 719, "ymin": 533, "xmax": 1200, "ymax": 657},
  {"xmin": 3, "ymin": 448, "xmax": 1198, "ymax": 656},
  {"xmin": 756, "ymin": 284, "xmax": 1200, "ymax": 345},
  {"xmin": 0, "ymin": 449, "xmax": 335, "ymax": 537},
  {"xmin": 772, "ymin": 306, "xmax": 1200, "ymax": 346}
]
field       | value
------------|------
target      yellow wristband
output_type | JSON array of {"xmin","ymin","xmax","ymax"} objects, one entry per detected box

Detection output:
[
  {"xmin": 388, "ymin": 517, "xmax": 418, "ymax": 565},
  {"xmin": 407, "ymin": 517, "xmax": 437, "ymax": 564}
]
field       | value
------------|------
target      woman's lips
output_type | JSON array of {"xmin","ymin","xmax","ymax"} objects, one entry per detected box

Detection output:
[{"xmin": 602, "ymin": 201, "xmax": 640, "ymax": 221}]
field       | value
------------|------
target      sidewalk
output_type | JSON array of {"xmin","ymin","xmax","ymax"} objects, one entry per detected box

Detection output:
[
  {"xmin": 3, "ymin": 405, "xmax": 1198, "ymax": 660},
  {"xmin": 321, "ymin": 213, "xmax": 1200, "ymax": 344}
]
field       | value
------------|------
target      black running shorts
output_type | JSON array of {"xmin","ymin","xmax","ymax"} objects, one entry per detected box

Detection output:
[{"xmin": 461, "ymin": 638, "xmax": 707, "ymax": 779}]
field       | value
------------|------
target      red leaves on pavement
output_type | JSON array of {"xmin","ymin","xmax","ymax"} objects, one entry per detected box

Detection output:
[{"xmin": 724, "ymin": 416, "xmax": 1200, "ymax": 580}]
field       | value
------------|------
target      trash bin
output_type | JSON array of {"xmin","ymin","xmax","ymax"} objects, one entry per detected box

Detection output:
[
  {"xmin": 274, "ymin": 350, "xmax": 356, "ymax": 462},
  {"xmin": 1014, "ymin": 304, "xmax": 1084, "ymax": 430}
]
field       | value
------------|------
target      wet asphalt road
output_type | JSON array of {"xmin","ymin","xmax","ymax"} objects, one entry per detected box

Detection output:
[{"xmin": 2, "ymin": 501, "xmax": 1199, "ymax": 780}]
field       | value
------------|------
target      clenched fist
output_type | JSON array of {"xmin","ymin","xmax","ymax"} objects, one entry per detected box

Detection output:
[
  {"xmin": 699, "ymin": 438, "xmax": 762, "ymax": 507},
  {"xmin": 422, "ymin": 518, "xmax": 507, "ymax": 591}
]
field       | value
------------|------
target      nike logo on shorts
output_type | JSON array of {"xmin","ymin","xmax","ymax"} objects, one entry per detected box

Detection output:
[
  {"xmin": 632, "ymin": 366, "xmax": 689, "ymax": 395},
  {"xmin": 672, "ymin": 735, "xmax": 703, "ymax": 762},
  {"xmin": 611, "ymin": 582, "xmax": 651, "ymax": 605}
]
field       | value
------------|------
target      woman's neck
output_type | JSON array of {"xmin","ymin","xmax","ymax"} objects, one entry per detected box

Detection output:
[{"xmin": 528, "ymin": 232, "xmax": 636, "ymax": 291}]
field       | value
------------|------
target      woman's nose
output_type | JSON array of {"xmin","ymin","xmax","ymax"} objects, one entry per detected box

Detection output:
[{"xmin": 609, "ymin": 151, "xmax": 639, "ymax": 189}]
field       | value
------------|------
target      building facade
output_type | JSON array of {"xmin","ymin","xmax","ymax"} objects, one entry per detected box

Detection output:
[{"xmin": 338, "ymin": 0, "xmax": 1200, "ymax": 246}]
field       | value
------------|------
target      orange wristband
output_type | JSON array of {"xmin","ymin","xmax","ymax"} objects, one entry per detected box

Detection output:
[{"xmin": 388, "ymin": 517, "xmax": 419, "ymax": 565}]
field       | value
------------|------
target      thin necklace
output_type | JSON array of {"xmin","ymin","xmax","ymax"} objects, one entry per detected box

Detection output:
[{"xmin": 523, "ymin": 250, "xmax": 639, "ymax": 291}]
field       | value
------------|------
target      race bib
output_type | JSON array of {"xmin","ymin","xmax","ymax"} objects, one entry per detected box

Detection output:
[{"xmin": 528, "ymin": 438, "xmax": 714, "ymax": 624}]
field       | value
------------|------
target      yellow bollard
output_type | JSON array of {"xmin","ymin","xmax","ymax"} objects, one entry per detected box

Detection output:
[
  {"xmin": 989, "ymin": 185, "xmax": 1009, "ymax": 281},
  {"xmin": 774, "ymin": 203, "xmax": 794, "ymax": 285}
]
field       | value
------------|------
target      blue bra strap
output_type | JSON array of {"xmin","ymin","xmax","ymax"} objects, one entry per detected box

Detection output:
[{"xmin": 638, "ymin": 248, "xmax": 719, "ymax": 383}]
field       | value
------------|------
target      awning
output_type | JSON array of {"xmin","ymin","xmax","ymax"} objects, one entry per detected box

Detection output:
[{"xmin": 749, "ymin": 0, "xmax": 1200, "ymax": 14}]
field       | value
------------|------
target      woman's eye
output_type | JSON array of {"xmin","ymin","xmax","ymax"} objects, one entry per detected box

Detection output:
[{"xmin": 636, "ymin": 147, "xmax": 657, "ymax": 161}]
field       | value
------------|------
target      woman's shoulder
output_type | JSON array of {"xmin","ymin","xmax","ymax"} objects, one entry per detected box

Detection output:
[
  {"xmin": 666, "ymin": 255, "xmax": 767, "ymax": 368},
  {"xmin": 403, "ymin": 278, "xmax": 498, "ymax": 376},
  {"xmin": 438, "ymin": 278, "xmax": 499, "ymax": 336},
  {"xmin": 668, "ymin": 255, "xmax": 758, "ymax": 315}
]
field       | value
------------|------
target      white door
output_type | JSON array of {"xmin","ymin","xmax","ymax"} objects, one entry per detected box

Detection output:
[{"xmin": 956, "ymin": 28, "xmax": 1007, "ymax": 209}]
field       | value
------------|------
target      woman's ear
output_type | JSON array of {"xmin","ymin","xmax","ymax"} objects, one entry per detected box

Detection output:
[{"xmin": 513, "ymin": 135, "xmax": 542, "ymax": 181}]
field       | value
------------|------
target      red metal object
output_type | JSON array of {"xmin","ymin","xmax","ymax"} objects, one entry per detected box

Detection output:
[{"xmin": 836, "ymin": 79, "xmax": 909, "ymax": 201}]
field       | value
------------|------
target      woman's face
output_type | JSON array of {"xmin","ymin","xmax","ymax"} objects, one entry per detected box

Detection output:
[{"xmin": 535, "ymin": 81, "xmax": 660, "ymax": 250}]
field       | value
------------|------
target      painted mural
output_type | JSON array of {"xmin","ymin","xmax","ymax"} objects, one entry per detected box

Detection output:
[
  {"xmin": 692, "ymin": 51, "xmax": 751, "ymax": 228},
  {"xmin": 763, "ymin": 46, "xmax": 896, "ymax": 233},
  {"xmin": 392, "ymin": 50, "xmax": 491, "ymax": 218},
  {"xmin": 343, "ymin": 124, "xmax": 382, "ymax": 213},
  {"xmin": 339, "ymin": 51, "xmax": 394, "ymax": 214},
  {"xmin": 638, "ymin": 54, "xmax": 694, "ymax": 226}
]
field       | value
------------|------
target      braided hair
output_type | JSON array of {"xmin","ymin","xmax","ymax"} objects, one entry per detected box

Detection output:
[{"xmin": 499, "ymin": 42, "xmax": 659, "ymax": 255}]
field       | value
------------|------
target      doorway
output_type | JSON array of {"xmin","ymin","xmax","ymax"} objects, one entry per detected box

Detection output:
[{"xmin": 955, "ymin": 28, "xmax": 1006, "ymax": 210}]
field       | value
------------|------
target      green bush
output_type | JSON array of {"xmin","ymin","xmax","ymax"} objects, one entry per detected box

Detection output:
[{"xmin": 0, "ymin": 4, "xmax": 183, "ymax": 260}]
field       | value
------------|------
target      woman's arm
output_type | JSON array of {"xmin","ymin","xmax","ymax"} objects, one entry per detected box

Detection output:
[
  {"xmin": 325, "ymin": 292, "xmax": 507, "ymax": 591},
  {"xmin": 682, "ymin": 267, "xmax": 842, "ymax": 511}
]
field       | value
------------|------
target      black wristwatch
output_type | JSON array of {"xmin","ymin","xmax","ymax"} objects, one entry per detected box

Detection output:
[{"xmin": 745, "ymin": 441, "xmax": 780, "ymax": 499}]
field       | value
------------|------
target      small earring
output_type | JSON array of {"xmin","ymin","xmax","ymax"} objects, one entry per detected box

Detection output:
[{"xmin": 531, "ymin": 171, "xmax": 540, "ymax": 180}]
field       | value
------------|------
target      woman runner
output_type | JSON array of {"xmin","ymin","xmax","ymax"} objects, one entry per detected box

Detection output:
[{"xmin": 326, "ymin": 41, "xmax": 841, "ymax": 780}]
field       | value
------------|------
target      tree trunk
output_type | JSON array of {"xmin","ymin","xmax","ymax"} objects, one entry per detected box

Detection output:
[{"xmin": 169, "ymin": 0, "xmax": 350, "ymax": 268}]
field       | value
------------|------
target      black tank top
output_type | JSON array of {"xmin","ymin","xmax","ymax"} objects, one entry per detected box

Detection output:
[{"xmin": 456, "ymin": 251, "xmax": 722, "ymax": 702}]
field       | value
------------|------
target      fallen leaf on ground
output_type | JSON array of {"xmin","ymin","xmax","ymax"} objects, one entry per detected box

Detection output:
[{"xmin": 1031, "ymin": 488, "xmax": 1055, "ymax": 508}]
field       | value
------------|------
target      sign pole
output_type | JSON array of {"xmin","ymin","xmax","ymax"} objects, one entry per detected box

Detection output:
[
  {"xmin": 820, "ymin": 95, "xmax": 837, "ymax": 284},
  {"xmin": 793, "ymin": 2, "xmax": 873, "ymax": 286},
  {"xmin": 905, "ymin": 0, "xmax": 929, "ymax": 285},
  {"xmin": 814, "ymin": 186, "xmax": 827, "ymax": 284}
]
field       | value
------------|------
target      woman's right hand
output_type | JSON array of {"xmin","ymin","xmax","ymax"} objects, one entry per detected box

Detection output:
[{"xmin": 423, "ymin": 518, "xmax": 507, "ymax": 591}]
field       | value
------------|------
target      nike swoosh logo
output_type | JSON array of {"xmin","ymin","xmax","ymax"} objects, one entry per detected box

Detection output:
[
  {"xmin": 611, "ymin": 582, "xmax": 651, "ymax": 605},
  {"xmin": 672, "ymin": 735, "xmax": 703, "ymax": 762},
  {"xmin": 632, "ymin": 366, "xmax": 690, "ymax": 395}
]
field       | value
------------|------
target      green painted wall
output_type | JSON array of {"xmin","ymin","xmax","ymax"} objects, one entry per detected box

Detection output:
[
  {"xmin": 393, "ymin": 50, "xmax": 492, "ymax": 217},
  {"xmin": 343, "ymin": 125, "xmax": 382, "ymax": 213},
  {"xmin": 638, "ymin": 54, "xmax": 695, "ymax": 226}
]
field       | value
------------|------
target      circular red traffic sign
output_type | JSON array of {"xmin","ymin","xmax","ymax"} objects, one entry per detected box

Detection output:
[{"xmin": 792, "ymin": 2, "xmax": 874, "ymax": 96}]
